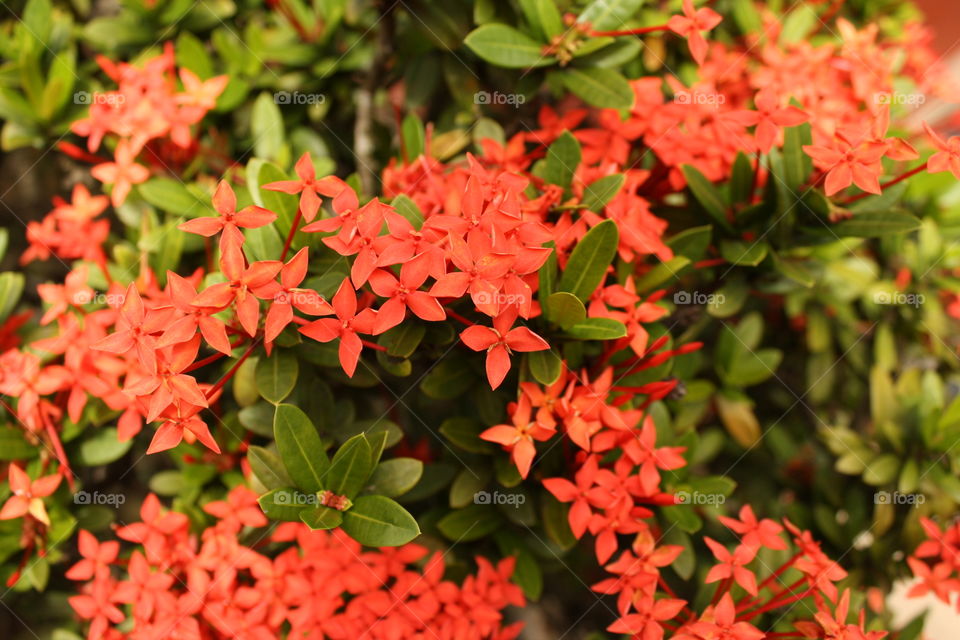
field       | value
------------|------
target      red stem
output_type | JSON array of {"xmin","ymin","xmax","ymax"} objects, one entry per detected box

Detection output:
[
  {"xmin": 590, "ymin": 25, "xmax": 670, "ymax": 37},
  {"xmin": 280, "ymin": 208, "xmax": 304, "ymax": 261},
  {"xmin": 842, "ymin": 163, "xmax": 926, "ymax": 204},
  {"xmin": 206, "ymin": 341, "xmax": 259, "ymax": 399}
]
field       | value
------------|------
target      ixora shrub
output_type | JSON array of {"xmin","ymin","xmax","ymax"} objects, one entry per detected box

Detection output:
[{"xmin": 5, "ymin": 0, "xmax": 960, "ymax": 637}]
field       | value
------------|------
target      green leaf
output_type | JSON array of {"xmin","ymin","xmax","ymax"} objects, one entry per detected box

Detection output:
[
  {"xmin": 251, "ymin": 92, "xmax": 285, "ymax": 162},
  {"xmin": 779, "ymin": 3, "xmax": 817, "ymax": 44},
  {"xmin": 437, "ymin": 504, "xmax": 501, "ymax": 541},
  {"xmin": 558, "ymin": 219, "xmax": 619, "ymax": 300},
  {"xmin": 719, "ymin": 240, "xmax": 769, "ymax": 266},
  {"xmin": 582, "ymin": 174, "xmax": 624, "ymax": 212},
  {"xmin": 300, "ymin": 506, "xmax": 343, "ymax": 530},
  {"xmin": 258, "ymin": 488, "xmax": 312, "ymax": 521},
  {"xmin": 464, "ymin": 24, "xmax": 556, "ymax": 68},
  {"xmin": 565, "ymin": 317, "xmax": 627, "ymax": 340},
  {"xmin": 0, "ymin": 426, "xmax": 36, "ymax": 460},
  {"xmin": 528, "ymin": 349, "xmax": 563, "ymax": 385},
  {"xmin": 772, "ymin": 252, "xmax": 815, "ymax": 287},
  {"xmin": 577, "ymin": 0, "xmax": 645, "ymax": 31},
  {"xmin": 731, "ymin": 0, "xmax": 762, "ymax": 34},
  {"xmin": 545, "ymin": 131, "xmax": 581, "ymax": 189},
  {"xmin": 682, "ymin": 165, "xmax": 733, "ymax": 232},
  {"xmin": 542, "ymin": 495, "xmax": 577, "ymax": 550},
  {"xmin": 401, "ymin": 113, "xmax": 425, "ymax": 161},
  {"xmin": 378, "ymin": 322, "xmax": 426, "ymax": 358},
  {"xmin": 450, "ymin": 468, "xmax": 489, "ymax": 508},
  {"xmin": 420, "ymin": 356, "xmax": 476, "ymax": 399},
  {"xmin": 667, "ymin": 226, "xmax": 712, "ymax": 262},
  {"xmin": 138, "ymin": 178, "xmax": 208, "ymax": 215},
  {"xmin": 341, "ymin": 495, "xmax": 420, "ymax": 546},
  {"xmin": 560, "ymin": 68, "xmax": 634, "ymax": 108},
  {"xmin": 75, "ymin": 428, "xmax": 132, "ymax": 466},
  {"xmin": 830, "ymin": 211, "xmax": 921, "ymax": 237},
  {"xmin": 730, "ymin": 152, "xmax": 754, "ymax": 204},
  {"xmin": 538, "ymin": 241, "xmax": 557, "ymax": 298},
  {"xmin": 247, "ymin": 446, "xmax": 293, "ymax": 490},
  {"xmin": 274, "ymin": 404, "xmax": 330, "ymax": 493},
  {"xmin": 367, "ymin": 458, "xmax": 424, "ymax": 497},
  {"xmin": 544, "ymin": 291, "xmax": 586, "ymax": 328},
  {"xmin": 255, "ymin": 350, "xmax": 298, "ymax": 404},
  {"xmin": 782, "ymin": 124, "xmax": 811, "ymax": 192},
  {"xmin": 0, "ymin": 272, "xmax": 24, "ymax": 323},
  {"xmin": 519, "ymin": 0, "xmax": 563, "ymax": 40},
  {"xmin": 391, "ymin": 194, "xmax": 424, "ymax": 229},
  {"xmin": 326, "ymin": 435, "xmax": 373, "ymax": 499},
  {"xmin": 863, "ymin": 454, "xmax": 900, "ymax": 486},
  {"xmin": 633, "ymin": 256, "xmax": 690, "ymax": 293},
  {"xmin": 439, "ymin": 417, "xmax": 494, "ymax": 453}
]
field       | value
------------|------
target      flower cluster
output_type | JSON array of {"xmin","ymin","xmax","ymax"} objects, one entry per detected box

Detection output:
[
  {"xmin": 69, "ymin": 44, "xmax": 227, "ymax": 206},
  {"xmin": 906, "ymin": 517, "xmax": 960, "ymax": 606},
  {"xmin": 67, "ymin": 488, "xmax": 524, "ymax": 640}
]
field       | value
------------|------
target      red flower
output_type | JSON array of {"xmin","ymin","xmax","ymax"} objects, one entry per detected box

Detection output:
[
  {"xmin": 0, "ymin": 464, "xmax": 62, "ymax": 526},
  {"xmin": 263, "ymin": 152, "xmax": 347, "ymax": 222},
  {"xmin": 718, "ymin": 504, "xmax": 786, "ymax": 551},
  {"xmin": 66, "ymin": 530, "xmax": 119, "ymax": 581},
  {"xmin": 803, "ymin": 128, "xmax": 887, "ymax": 196},
  {"xmin": 93, "ymin": 283, "xmax": 166, "ymax": 373},
  {"xmin": 298, "ymin": 278, "xmax": 376, "ymax": 377},
  {"xmin": 480, "ymin": 394, "xmax": 555, "ymax": 478},
  {"xmin": 924, "ymin": 121, "xmax": 960, "ymax": 179},
  {"xmin": 368, "ymin": 257, "xmax": 446, "ymax": 334},
  {"xmin": 90, "ymin": 140, "xmax": 149, "ymax": 207},
  {"xmin": 667, "ymin": 0, "xmax": 723, "ymax": 65},
  {"xmin": 704, "ymin": 537, "xmax": 758, "ymax": 596},
  {"xmin": 178, "ymin": 180, "xmax": 277, "ymax": 247},
  {"xmin": 263, "ymin": 248, "xmax": 333, "ymax": 344},
  {"xmin": 724, "ymin": 89, "xmax": 808, "ymax": 153},
  {"xmin": 192, "ymin": 238, "xmax": 283, "ymax": 337},
  {"xmin": 460, "ymin": 308, "xmax": 550, "ymax": 389}
]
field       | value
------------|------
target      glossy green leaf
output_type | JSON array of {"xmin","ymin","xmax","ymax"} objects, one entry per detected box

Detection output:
[
  {"xmin": 464, "ymin": 24, "xmax": 556, "ymax": 68},
  {"xmin": 274, "ymin": 404, "xmax": 330, "ymax": 493},
  {"xmin": 366, "ymin": 458, "xmax": 424, "ymax": 498},
  {"xmin": 255, "ymin": 350, "xmax": 298, "ymax": 404},
  {"xmin": 582, "ymin": 174, "xmax": 624, "ymax": 212},
  {"xmin": 564, "ymin": 317, "xmax": 627, "ymax": 340},
  {"xmin": 577, "ymin": 0, "xmax": 645, "ymax": 31},
  {"xmin": 545, "ymin": 130, "xmax": 581, "ymax": 189},
  {"xmin": 528, "ymin": 349, "xmax": 563, "ymax": 385},
  {"xmin": 682, "ymin": 165, "xmax": 733, "ymax": 232},
  {"xmin": 326, "ymin": 434, "xmax": 373, "ymax": 499},
  {"xmin": 560, "ymin": 68, "xmax": 634, "ymax": 108},
  {"xmin": 300, "ymin": 506, "xmax": 343, "ymax": 530},
  {"xmin": 341, "ymin": 495, "xmax": 420, "ymax": 546},
  {"xmin": 248, "ymin": 446, "xmax": 292, "ymax": 490},
  {"xmin": 545, "ymin": 291, "xmax": 586, "ymax": 329},
  {"xmin": 558, "ymin": 219, "xmax": 619, "ymax": 301}
]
